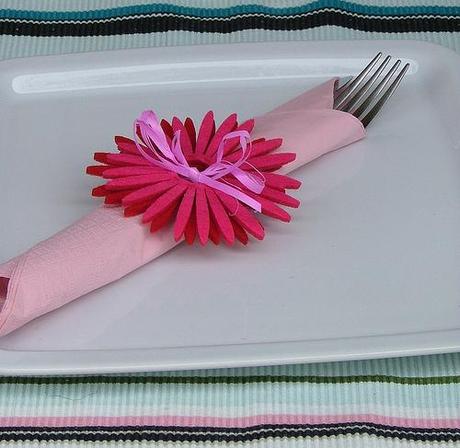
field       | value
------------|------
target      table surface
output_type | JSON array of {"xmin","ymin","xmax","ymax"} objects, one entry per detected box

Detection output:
[{"xmin": 0, "ymin": 1, "xmax": 459, "ymax": 447}]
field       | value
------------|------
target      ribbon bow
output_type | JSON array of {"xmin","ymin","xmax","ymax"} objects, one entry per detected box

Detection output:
[{"xmin": 133, "ymin": 111, "xmax": 264, "ymax": 212}]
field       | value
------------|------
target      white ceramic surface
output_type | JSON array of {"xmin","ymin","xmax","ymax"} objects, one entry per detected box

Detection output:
[{"xmin": 0, "ymin": 40, "xmax": 459, "ymax": 375}]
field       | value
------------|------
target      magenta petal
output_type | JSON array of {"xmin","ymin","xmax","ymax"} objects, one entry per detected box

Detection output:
[
  {"xmin": 184, "ymin": 207, "xmax": 197, "ymax": 245},
  {"xmin": 122, "ymin": 179, "xmax": 178, "ymax": 206},
  {"xmin": 184, "ymin": 117, "xmax": 196, "ymax": 150},
  {"xmin": 261, "ymin": 187, "xmax": 300, "ymax": 208},
  {"xmin": 160, "ymin": 119, "xmax": 174, "ymax": 140},
  {"xmin": 124, "ymin": 200, "xmax": 151, "ymax": 217},
  {"xmin": 195, "ymin": 111, "xmax": 215, "ymax": 155},
  {"xmin": 174, "ymin": 186, "xmax": 196, "ymax": 241},
  {"xmin": 231, "ymin": 219, "xmax": 249, "ymax": 245},
  {"xmin": 103, "ymin": 166, "xmax": 166, "ymax": 179},
  {"xmin": 195, "ymin": 185, "xmax": 210, "ymax": 245},
  {"xmin": 259, "ymin": 199, "xmax": 291, "ymax": 222},
  {"xmin": 104, "ymin": 190, "xmax": 129, "ymax": 205},
  {"xmin": 250, "ymin": 138, "xmax": 283, "ymax": 157},
  {"xmin": 150, "ymin": 201, "xmax": 179, "ymax": 233},
  {"xmin": 235, "ymin": 209, "xmax": 265, "ymax": 240},
  {"xmin": 208, "ymin": 219, "xmax": 221, "ymax": 245},
  {"xmin": 223, "ymin": 119, "xmax": 256, "ymax": 156},
  {"xmin": 215, "ymin": 191, "xmax": 264, "ymax": 240},
  {"xmin": 142, "ymin": 182, "xmax": 188, "ymax": 223},
  {"xmin": 172, "ymin": 117, "xmax": 193, "ymax": 156},
  {"xmin": 239, "ymin": 190, "xmax": 292, "ymax": 223},
  {"xmin": 115, "ymin": 136, "xmax": 139, "ymax": 154},
  {"xmin": 106, "ymin": 173, "xmax": 173, "ymax": 190},
  {"xmin": 204, "ymin": 113, "xmax": 237, "ymax": 157},
  {"xmin": 263, "ymin": 173, "xmax": 302, "ymax": 191},
  {"xmin": 205, "ymin": 188, "xmax": 235, "ymax": 245},
  {"xmin": 246, "ymin": 153, "xmax": 296, "ymax": 171},
  {"xmin": 237, "ymin": 118, "xmax": 255, "ymax": 134},
  {"xmin": 91, "ymin": 185, "xmax": 107, "ymax": 197},
  {"xmin": 86, "ymin": 165, "xmax": 109, "ymax": 177},
  {"xmin": 105, "ymin": 153, "xmax": 151, "ymax": 167}
]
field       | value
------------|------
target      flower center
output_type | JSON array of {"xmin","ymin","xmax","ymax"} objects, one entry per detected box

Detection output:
[{"xmin": 186, "ymin": 155, "xmax": 212, "ymax": 172}]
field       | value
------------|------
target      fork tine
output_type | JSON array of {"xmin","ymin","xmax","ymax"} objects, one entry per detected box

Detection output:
[
  {"xmin": 360, "ymin": 63, "xmax": 410, "ymax": 128},
  {"xmin": 352, "ymin": 59, "xmax": 402, "ymax": 120},
  {"xmin": 334, "ymin": 52, "xmax": 382, "ymax": 98},
  {"xmin": 334, "ymin": 52, "xmax": 382, "ymax": 108},
  {"xmin": 338, "ymin": 55, "xmax": 391, "ymax": 113}
]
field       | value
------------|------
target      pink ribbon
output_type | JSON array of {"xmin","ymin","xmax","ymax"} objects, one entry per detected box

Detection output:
[{"xmin": 133, "ymin": 111, "xmax": 264, "ymax": 212}]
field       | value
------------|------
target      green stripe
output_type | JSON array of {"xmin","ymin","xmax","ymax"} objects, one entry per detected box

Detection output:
[{"xmin": 1, "ymin": 374, "xmax": 459, "ymax": 386}]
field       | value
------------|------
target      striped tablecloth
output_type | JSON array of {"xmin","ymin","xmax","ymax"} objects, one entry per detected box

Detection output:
[{"xmin": 0, "ymin": 1, "xmax": 459, "ymax": 446}]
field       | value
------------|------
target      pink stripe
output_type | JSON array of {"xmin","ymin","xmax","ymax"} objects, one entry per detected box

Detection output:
[{"xmin": 1, "ymin": 414, "xmax": 460, "ymax": 429}]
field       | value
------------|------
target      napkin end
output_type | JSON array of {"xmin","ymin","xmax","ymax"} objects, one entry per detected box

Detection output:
[
  {"xmin": 0, "ymin": 259, "xmax": 15, "ymax": 306},
  {"xmin": 0, "ymin": 277, "xmax": 7, "ymax": 302}
]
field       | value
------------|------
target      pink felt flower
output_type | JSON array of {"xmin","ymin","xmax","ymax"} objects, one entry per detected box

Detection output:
[{"xmin": 87, "ymin": 111, "xmax": 301, "ymax": 245}]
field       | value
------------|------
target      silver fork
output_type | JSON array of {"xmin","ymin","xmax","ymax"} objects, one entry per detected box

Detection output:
[{"xmin": 333, "ymin": 53, "xmax": 410, "ymax": 127}]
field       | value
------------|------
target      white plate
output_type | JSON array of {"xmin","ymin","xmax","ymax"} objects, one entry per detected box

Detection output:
[{"xmin": 0, "ymin": 40, "xmax": 459, "ymax": 375}]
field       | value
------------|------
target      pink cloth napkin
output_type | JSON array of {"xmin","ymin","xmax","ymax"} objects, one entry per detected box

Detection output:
[{"xmin": 0, "ymin": 79, "xmax": 364, "ymax": 336}]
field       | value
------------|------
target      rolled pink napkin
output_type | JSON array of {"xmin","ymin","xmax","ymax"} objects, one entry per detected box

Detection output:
[{"xmin": 0, "ymin": 79, "xmax": 364, "ymax": 336}]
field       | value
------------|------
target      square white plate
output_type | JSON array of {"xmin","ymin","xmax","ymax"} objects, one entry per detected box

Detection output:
[{"xmin": 0, "ymin": 40, "xmax": 459, "ymax": 375}]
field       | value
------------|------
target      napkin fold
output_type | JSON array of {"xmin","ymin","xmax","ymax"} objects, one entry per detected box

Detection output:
[{"xmin": 0, "ymin": 79, "xmax": 364, "ymax": 336}]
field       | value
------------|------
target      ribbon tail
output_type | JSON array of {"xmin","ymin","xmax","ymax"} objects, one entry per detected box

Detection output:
[
  {"xmin": 230, "ymin": 167, "xmax": 265, "ymax": 194},
  {"xmin": 201, "ymin": 177, "xmax": 262, "ymax": 213}
]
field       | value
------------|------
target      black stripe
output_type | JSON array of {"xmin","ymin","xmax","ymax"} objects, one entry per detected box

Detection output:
[
  {"xmin": 0, "ymin": 12, "xmax": 459, "ymax": 37},
  {"xmin": 0, "ymin": 423, "xmax": 459, "ymax": 443},
  {"xmin": 0, "ymin": 374, "xmax": 459, "ymax": 386}
]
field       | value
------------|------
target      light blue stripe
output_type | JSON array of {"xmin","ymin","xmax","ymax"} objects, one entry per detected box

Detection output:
[
  {"xmin": 1, "ymin": 29, "xmax": 459, "ymax": 61},
  {"xmin": 0, "ymin": 1, "xmax": 459, "ymax": 20},
  {"xmin": 0, "ymin": 384, "xmax": 460, "ymax": 418},
  {"xmin": 0, "ymin": 381, "xmax": 459, "ymax": 413}
]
